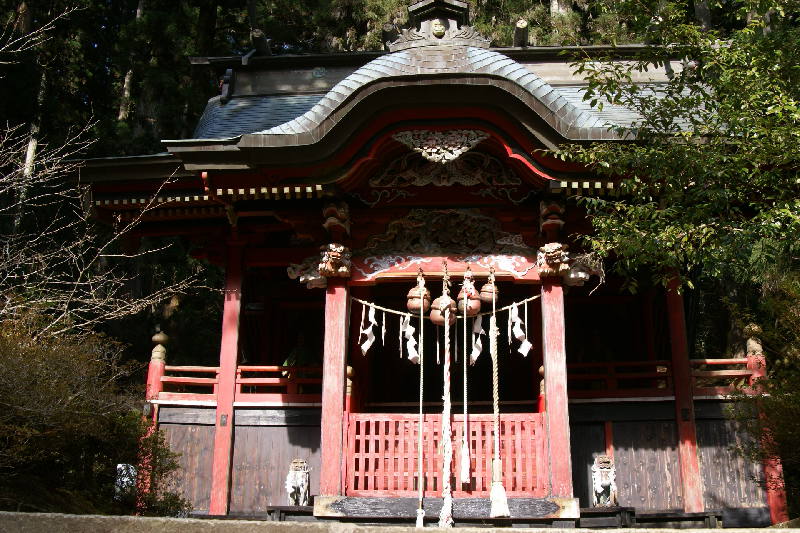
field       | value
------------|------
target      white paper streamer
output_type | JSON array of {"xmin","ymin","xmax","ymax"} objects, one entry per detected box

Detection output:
[
  {"xmin": 470, "ymin": 315, "xmax": 484, "ymax": 364},
  {"xmin": 455, "ymin": 320, "xmax": 459, "ymax": 362},
  {"xmin": 436, "ymin": 326, "xmax": 441, "ymax": 364},
  {"xmin": 399, "ymin": 315, "xmax": 404, "ymax": 359},
  {"xmin": 403, "ymin": 315, "xmax": 419, "ymax": 363},
  {"xmin": 360, "ymin": 305, "xmax": 378, "ymax": 356},
  {"xmin": 507, "ymin": 308, "xmax": 512, "ymax": 345},
  {"xmin": 381, "ymin": 310, "xmax": 386, "ymax": 345},
  {"xmin": 510, "ymin": 303, "xmax": 532, "ymax": 356}
]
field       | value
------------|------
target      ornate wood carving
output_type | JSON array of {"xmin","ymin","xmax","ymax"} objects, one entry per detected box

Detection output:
[
  {"xmin": 322, "ymin": 201, "xmax": 350, "ymax": 236},
  {"xmin": 392, "ymin": 130, "xmax": 489, "ymax": 163},
  {"xmin": 352, "ymin": 209, "xmax": 537, "ymax": 280},
  {"xmin": 371, "ymin": 151, "xmax": 519, "ymax": 188},
  {"xmin": 536, "ymin": 243, "xmax": 570, "ymax": 278},
  {"xmin": 319, "ymin": 243, "xmax": 352, "ymax": 278}
]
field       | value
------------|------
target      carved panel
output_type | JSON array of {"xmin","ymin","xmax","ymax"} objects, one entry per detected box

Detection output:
[
  {"xmin": 391, "ymin": 130, "xmax": 488, "ymax": 164},
  {"xmin": 370, "ymin": 152, "xmax": 520, "ymax": 188}
]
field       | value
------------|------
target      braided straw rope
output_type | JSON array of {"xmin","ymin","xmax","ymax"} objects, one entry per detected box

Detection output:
[
  {"xmin": 460, "ymin": 285, "xmax": 471, "ymax": 485},
  {"xmin": 438, "ymin": 262, "xmax": 453, "ymax": 528},
  {"xmin": 489, "ymin": 268, "xmax": 510, "ymax": 517},
  {"xmin": 416, "ymin": 271, "xmax": 426, "ymax": 528}
]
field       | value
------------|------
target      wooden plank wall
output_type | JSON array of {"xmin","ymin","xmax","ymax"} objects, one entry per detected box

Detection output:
[
  {"xmin": 613, "ymin": 420, "xmax": 683, "ymax": 510},
  {"xmin": 228, "ymin": 409, "xmax": 321, "ymax": 512},
  {"xmin": 570, "ymin": 423, "xmax": 606, "ymax": 508},
  {"xmin": 696, "ymin": 419, "xmax": 766, "ymax": 509},
  {"xmin": 161, "ymin": 422, "xmax": 215, "ymax": 512}
]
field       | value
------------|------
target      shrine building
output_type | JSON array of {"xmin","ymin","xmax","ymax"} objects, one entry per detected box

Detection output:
[{"xmin": 82, "ymin": 0, "xmax": 788, "ymax": 526}]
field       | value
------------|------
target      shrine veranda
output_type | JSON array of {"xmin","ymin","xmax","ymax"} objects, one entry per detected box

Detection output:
[{"xmin": 81, "ymin": 0, "xmax": 789, "ymax": 526}]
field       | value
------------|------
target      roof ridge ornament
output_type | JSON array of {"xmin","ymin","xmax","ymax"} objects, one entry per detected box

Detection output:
[{"xmin": 387, "ymin": 0, "xmax": 490, "ymax": 51}]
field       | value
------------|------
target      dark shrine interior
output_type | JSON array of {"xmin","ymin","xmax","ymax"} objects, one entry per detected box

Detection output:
[{"xmin": 238, "ymin": 267, "xmax": 673, "ymax": 413}]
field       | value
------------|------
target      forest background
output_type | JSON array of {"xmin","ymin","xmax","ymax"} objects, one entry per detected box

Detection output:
[{"xmin": 0, "ymin": 0, "xmax": 798, "ymax": 517}]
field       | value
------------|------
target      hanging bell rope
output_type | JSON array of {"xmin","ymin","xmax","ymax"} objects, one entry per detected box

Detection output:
[
  {"xmin": 407, "ymin": 268, "xmax": 428, "ymax": 528},
  {"xmin": 484, "ymin": 267, "xmax": 510, "ymax": 518},
  {"xmin": 458, "ymin": 266, "xmax": 479, "ymax": 485},
  {"xmin": 436, "ymin": 261, "xmax": 454, "ymax": 529}
]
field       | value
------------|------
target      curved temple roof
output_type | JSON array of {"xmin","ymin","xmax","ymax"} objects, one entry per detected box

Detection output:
[
  {"xmin": 250, "ymin": 45, "xmax": 636, "ymax": 142},
  {"xmin": 181, "ymin": 48, "xmax": 646, "ymax": 155}
]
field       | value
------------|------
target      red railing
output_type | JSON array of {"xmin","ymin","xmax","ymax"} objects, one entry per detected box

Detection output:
[
  {"xmin": 567, "ymin": 360, "xmax": 673, "ymax": 398},
  {"xmin": 566, "ymin": 356, "xmax": 764, "ymax": 399},
  {"xmin": 345, "ymin": 413, "xmax": 546, "ymax": 498},
  {"xmin": 156, "ymin": 365, "xmax": 322, "ymax": 404},
  {"xmin": 690, "ymin": 357, "xmax": 760, "ymax": 396}
]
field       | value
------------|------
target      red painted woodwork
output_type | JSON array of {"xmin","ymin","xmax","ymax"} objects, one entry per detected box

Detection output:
[
  {"xmin": 764, "ymin": 455, "xmax": 790, "ymax": 524},
  {"xmin": 319, "ymin": 278, "xmax": 350, "ymax": 496},
  {"xmin": 666, "ymin": 281, "xmax": 704, "ymax": 513},
  {"xmin": 604, "ymin": 421, "xmax": 614, "ymax": 460},
  {"xmin": 567, "ymin": 360, "xmax": 672, "ymax": 398},
  {"xmin": 145, "ymin": 358, "xmax": 166, "ymax": 401},
  {"xmin": 745, "ymin": 352, "xmax": 790, "ymax": 523},
  {"xmin": 208, "ymin": 242, "xmax": 243, "ymax": 515},
  {"xmin": 344, "ymin": 413, "xmax": 546, "ymax": 497},
  {"xmin": 541, "ymin": 279, "xmax": 573, "ymax": 498},
  {"xmin": 349, "ymin": 256, "xmax": 541, "ymax": 285},
  {"xmin": 153, "ymin": 359, "xmax": 764, "ymax": 405},
  {"xmin": 226, "ymin": 106, "xmax": 578, "ymax": 184}
]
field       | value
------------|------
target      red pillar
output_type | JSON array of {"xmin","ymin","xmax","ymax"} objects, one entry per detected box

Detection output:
[
  {"xmin": 666, "ymin": 280, "xmax": 704, "ymax": 513},
  {"xmin": 208, "ymin": 241, "xmax": 243, "ymax": 515},
  {"xmin": 541, "ymin": 279, "xmax": 573, "ymax": 497},
  {"xmin": 319, "ymin": 278, "xmax": 350, "ymax": 496},
  {"xmin": 746, "ymin": 349, "xmax": 790, "ymax": 523}
]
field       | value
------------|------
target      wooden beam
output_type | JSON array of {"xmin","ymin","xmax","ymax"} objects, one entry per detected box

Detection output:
[
  {"xmin": 319, "ymin": 278, "xmax": 350, "ymax": 496},
  {"xmin": 313, "ymin": 496, "xmax": 578, "ymax": 519},
  {"xmin": 541, "ymin": 279, "xmax": 573, "ymax": 498},
  {"xmin": 208, "ymin": 241, "xmax": 243, "ymax": 515},
  {"xmin": 666, "ymin": 280, "xmax": 704, "ymax": 513}
]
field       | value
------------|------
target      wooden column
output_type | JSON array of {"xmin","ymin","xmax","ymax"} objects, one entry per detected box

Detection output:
[
  {"xmin": 319, "ymin": 277, "xmax": 350, "ymax": 496},
  {"xmin": 666, "ymin": 280, "xmax": 704, "ymax": 513},
  {"xmin": 541, "ymin": 278, "xmax": 573, "ymax": 497},
  {"xmin": 745, "ymin": 328, "xmax": 789, "ymax": 524},
  {"xmin": 208, "ymin": 241, "xmax": 243, "ymax": 515}
]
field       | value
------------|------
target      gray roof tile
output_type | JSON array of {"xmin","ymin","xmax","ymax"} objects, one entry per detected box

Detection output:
[{"xmin": 192, "ymin": 46, "xmax": 647, "ymax": 142}]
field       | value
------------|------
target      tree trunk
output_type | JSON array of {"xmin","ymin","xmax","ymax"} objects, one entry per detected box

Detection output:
[
  {"xmin": 195, "ymin": 0, "xmax": 217, "ymax": 58},
  {"xmin": 117, "ymin": 0, "xmax": 145, "ymax": 121},
  {"xmin": 15, "ymin": 52, "xmax": 47, "ymax": 233}
]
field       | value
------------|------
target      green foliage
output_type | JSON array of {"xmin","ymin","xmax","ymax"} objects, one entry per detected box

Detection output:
[
  {"xmin": 0, "ymin": 312, "xmax": 189, "ymax": 514},
  {"xmin": 559, "ymin": 1, "xmax": 800, "ymax": 288},
  {"xmin": 559, "ymin": 2, "xmax": 800, "ymax": 513},
  {"xmin": 728, "ymin": 275, "xmax": 800, "ymax": 514}
]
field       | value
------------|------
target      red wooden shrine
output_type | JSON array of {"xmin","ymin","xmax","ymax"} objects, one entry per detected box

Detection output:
[{"xmin": 86, "ymin": 0, "xmax": 788, "ymax": 526}]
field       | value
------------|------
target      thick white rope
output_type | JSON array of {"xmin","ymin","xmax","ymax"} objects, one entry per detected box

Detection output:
[
  {"xmin": 460, "ymin": 290, "xmax": 471, "ymax": 484},
  {"xmin": 416, "ymin": 297, "xmax": 425, "ymax": 528},
  {"xmin": 489, "ymin": 273, "xmax": 510, "ymax": 518},
  {"xmin": 439, "ymin": 307, "xmax": 453, "ymax": 528}
]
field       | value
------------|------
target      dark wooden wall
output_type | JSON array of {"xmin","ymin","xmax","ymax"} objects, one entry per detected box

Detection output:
[
  {"xmin": 613, "ymin": 420, "xmax": 683, "ymax": 510},
  {"xmin": 696, "ymin": 418, "xmax": 766, "ymax": 509},
  {"xmin": 160, "ymin": 413, "xmax": 215, "ymax": 512},
  {"xmin": 570, "ymin": 422, "xmax": 606, "ymax": 507},
  {"xmin": 569, "ymin": 401, "xmax": 768, "ymax": 513},
  {"xmin": 229, "ymin": 409, "xmax": 321, "ymax": 512},
  {"xmin": 158, "ymin": 406, "xmax": 321, "ymax": 514}
]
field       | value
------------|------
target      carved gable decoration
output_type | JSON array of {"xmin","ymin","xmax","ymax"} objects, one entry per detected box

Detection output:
[
  {"xmin": 359, "ymin": 209, "xmax": 532, "ymax": 257},
  {"xmin": 353, "ymin": 209, "xmax": 536, "ymax": 280},
  {"xmin": 387, "ymin": 0, "xmax": 490, "ymax": 51},
  {"xmin": 370, "ymin": 152, "xmax": 521, "ymax": 188},
  {"xmin": 392, "ymin": 130, "xmax": 489, "ymax": 164}
]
